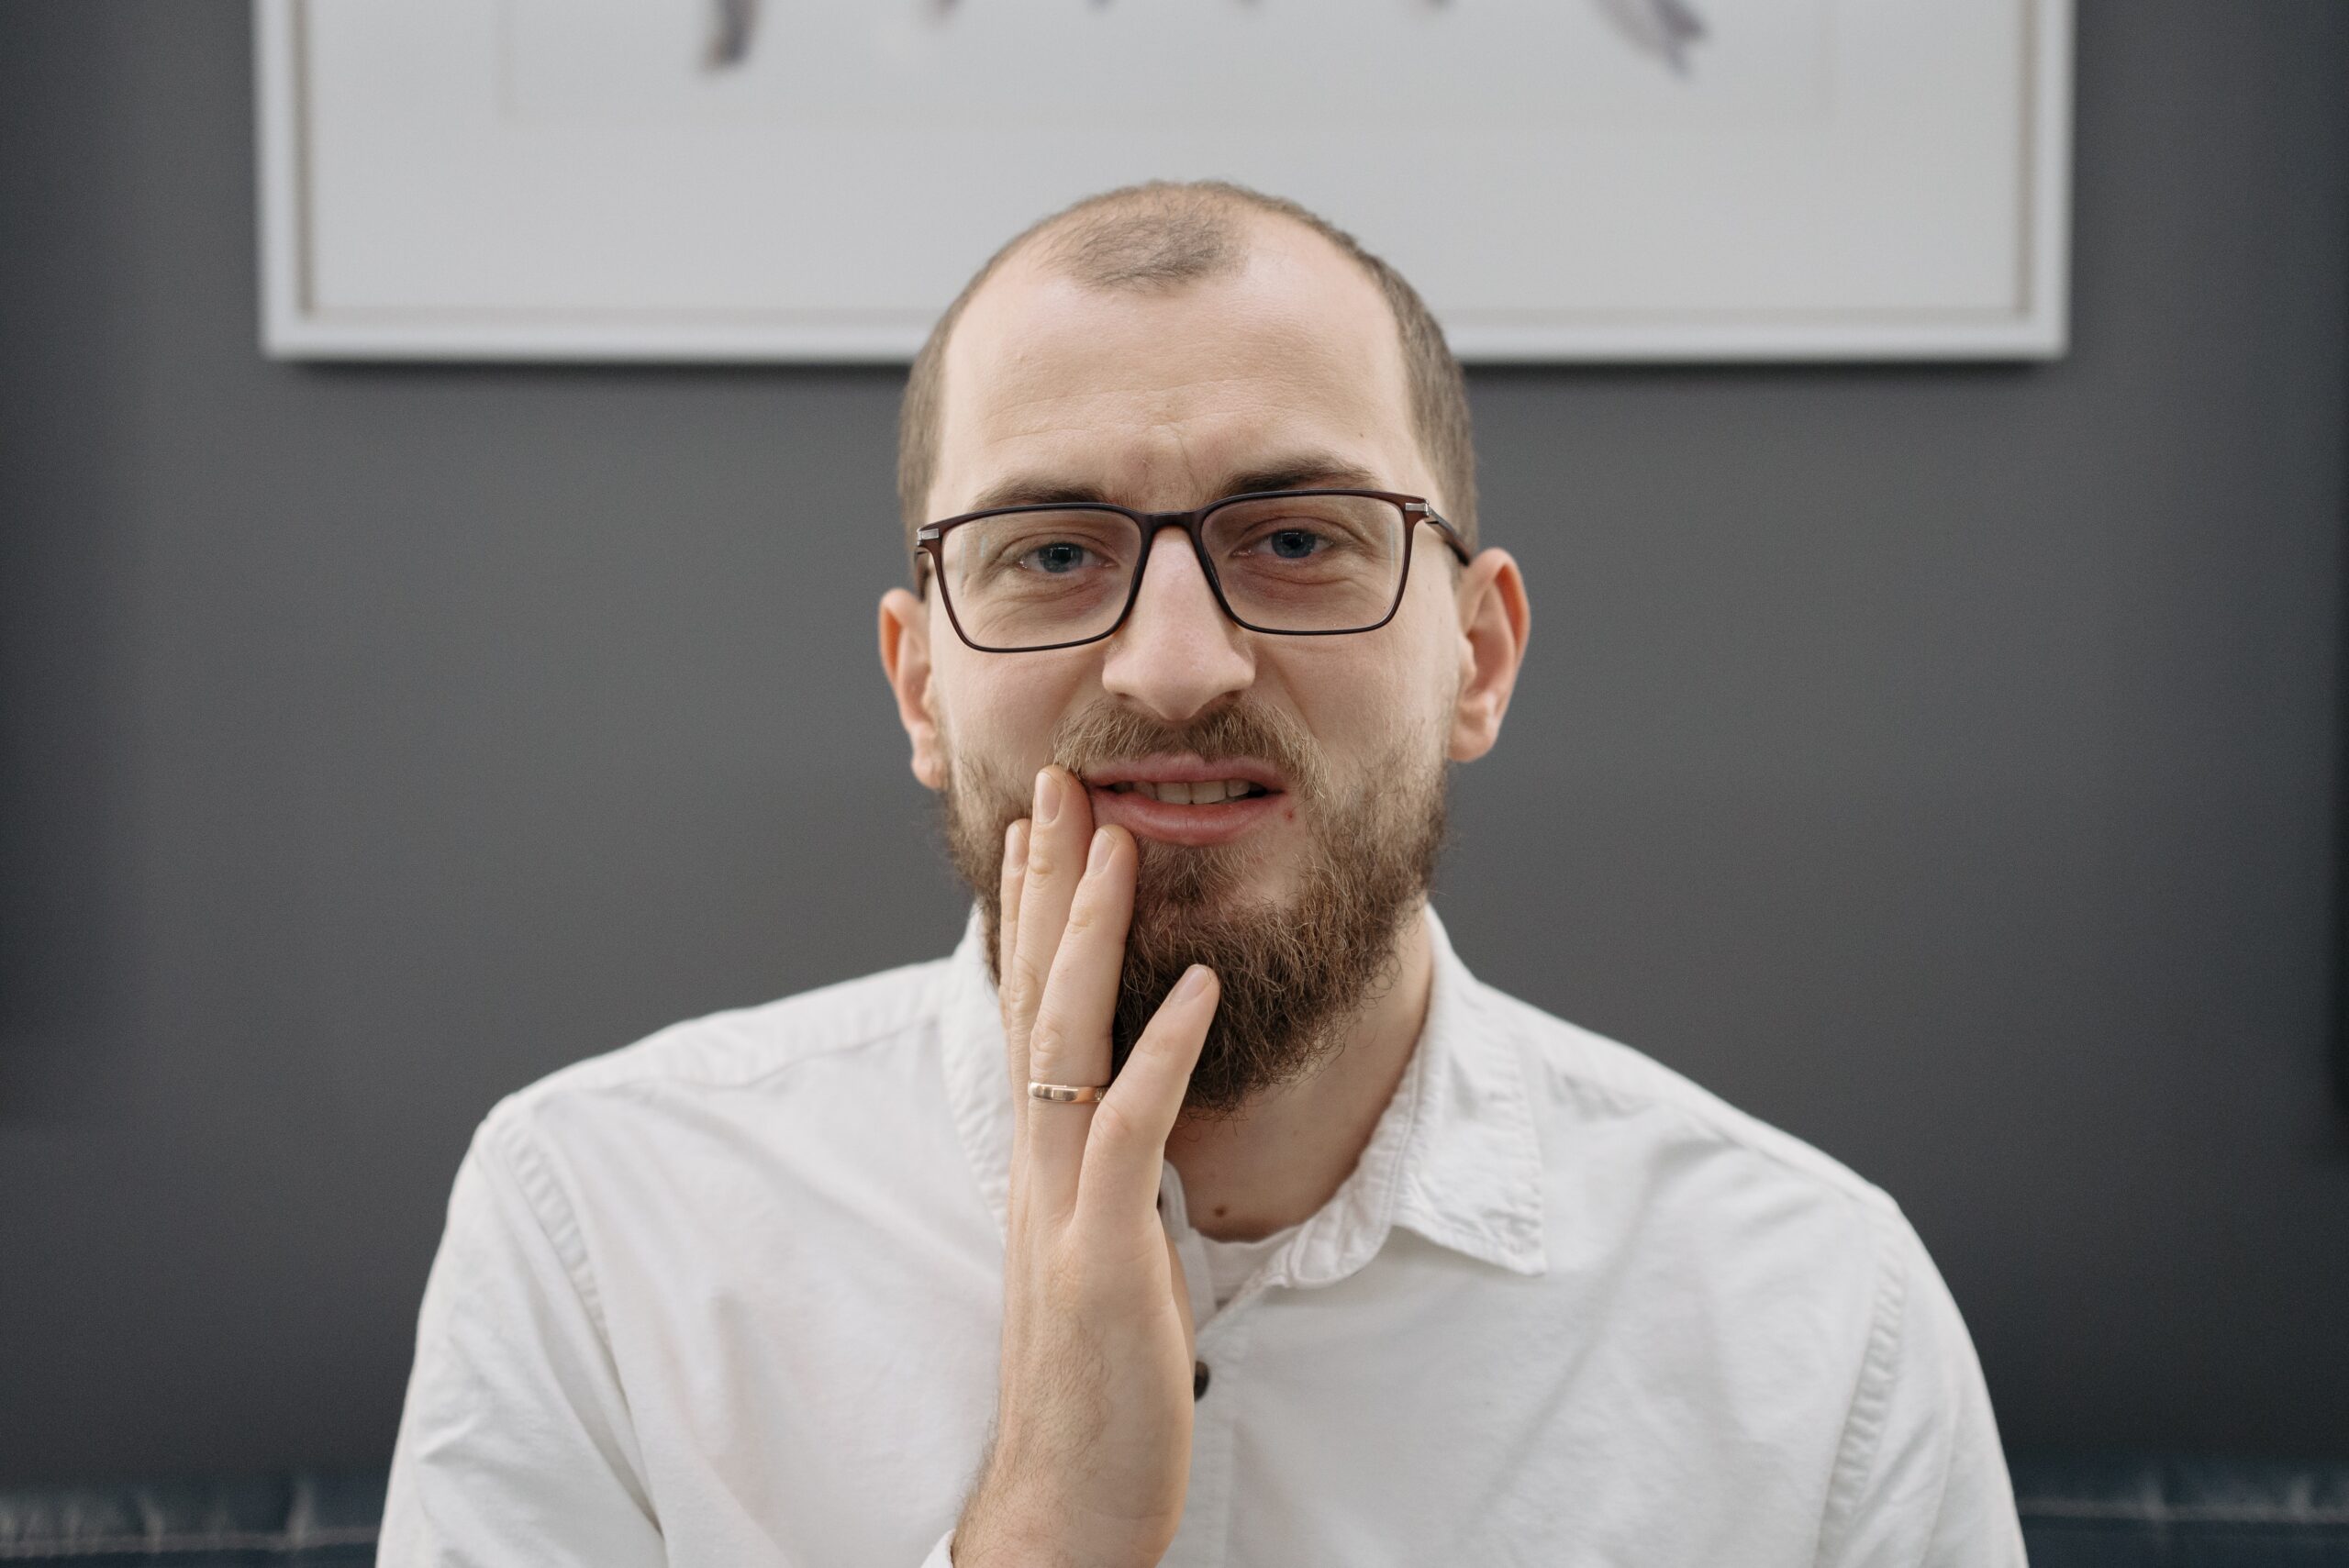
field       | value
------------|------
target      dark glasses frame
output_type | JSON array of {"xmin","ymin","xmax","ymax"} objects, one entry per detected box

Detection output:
[{"xmin": 914, "ymin": 488, "xmax": 1471, "ymax": 653}]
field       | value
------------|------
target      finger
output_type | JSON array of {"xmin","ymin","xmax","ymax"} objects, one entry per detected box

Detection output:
[
  {"xmin": 1008, "ymin": 764, "xmax": 1093, "ymax": 1048},
  {"xmin": 1077, "ymin": 965, "xmax": 1217, "ymax": 1229},
  {"xmin": 1163, "ymin": 1225, "xmax": 1197, "ymax": 1366},
  {"xmin": 997, "ymin": 818, "xmax": 1030, "ymax": 1140},
  {"xmin": 999, "ymin": 818, "xmax": 1030, "ymax": 987},
  {"xmin": 1024, "ymin": 824, "xmax": 1136, "ymax": 1220}
]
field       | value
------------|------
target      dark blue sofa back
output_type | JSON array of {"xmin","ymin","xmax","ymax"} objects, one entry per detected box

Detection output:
[{"xmin": 2, "ymin": 1455, "xmax": 2345, "ymax": 1563}]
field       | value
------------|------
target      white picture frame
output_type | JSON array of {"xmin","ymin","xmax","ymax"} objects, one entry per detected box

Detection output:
[{"xmin": 253, "ymin": 0, "xmax": 2072, "ymax": 363}]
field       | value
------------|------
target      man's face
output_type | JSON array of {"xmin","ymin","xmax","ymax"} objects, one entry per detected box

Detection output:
[{"xmin": 883, "ymin": 217, "xmax": 1508, "ymax": 1114}]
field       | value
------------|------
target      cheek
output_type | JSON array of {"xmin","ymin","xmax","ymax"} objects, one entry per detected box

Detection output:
[
  {"xmin": 1408, "ymin": 573, "xmax": 1470, "ymax": 706},
  {"xmin": 1276, "ymin": 640, "xmax": 1431, "ymax": 767},
  {"xmin": 934, "ymin": 650, "xmax": 1091, "ymax": 769},
  {"xmin": 1371, "ymin": 577, "xmax": 1465, "ymax": 708}
]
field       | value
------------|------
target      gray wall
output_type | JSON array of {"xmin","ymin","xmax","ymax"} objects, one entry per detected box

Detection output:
[{"xmin": 3, "ymin": 1, "xmax": 2343, "ymax": 1483}]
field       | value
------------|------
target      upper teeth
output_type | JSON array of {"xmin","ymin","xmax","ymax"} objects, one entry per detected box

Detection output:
[{"xmin": 1106, "ymin": 779, "xmax": 1264, "ymax": 805}]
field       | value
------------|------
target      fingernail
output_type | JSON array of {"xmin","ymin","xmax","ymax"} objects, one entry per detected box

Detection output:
[
  {"xmin": 1033, "ymin": 768, "xmax": 1062, "ymax": 826},
  {"xmin": 1005, "ymin": 820, "xmax": 1028, "ymax": 876},
  {"xmin": 1174, "ymin": 965, "xmax": 1213, "ymax": 1004},
  {"xmin": 1085, "ymin": 826, "xmax": 1112, "ymax": 875}
]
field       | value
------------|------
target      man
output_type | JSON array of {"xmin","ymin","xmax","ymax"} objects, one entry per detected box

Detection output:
[{"xmin": 380, "ymin": 180, "xmax": 2025, "ymax": 1566}]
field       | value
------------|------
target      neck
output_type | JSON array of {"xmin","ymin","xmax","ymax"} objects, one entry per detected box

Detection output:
[{"xmin": 1163, "ymin": 904, "xmax": 1435, "ymax": 1242}]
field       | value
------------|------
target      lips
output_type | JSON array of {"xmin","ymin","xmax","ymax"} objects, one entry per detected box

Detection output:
[
  {"xmin": 1080, "ymin": 755, "xmax": 1288, "ymax": 794},
  {"xmin": 1100, "ymin": 777, "xmax": 1270, "ymax": 806},
  {"xmin": 1076, "ymin": 755, "xmax": 1290, "ymax": 847}
]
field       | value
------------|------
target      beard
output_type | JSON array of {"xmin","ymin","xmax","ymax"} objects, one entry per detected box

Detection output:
[{"xmin": 937, "ymin": 698, "xmax": 1448, "ymax": 1121}]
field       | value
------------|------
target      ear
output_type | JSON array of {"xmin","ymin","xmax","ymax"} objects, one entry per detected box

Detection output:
[
  {"xmin": 878, "ymin": 586, "xmax": 946, "ymax": 790},
  {"xmin": 1447, "ymin": 548, "xmax": 1531, "ymax": 763}
]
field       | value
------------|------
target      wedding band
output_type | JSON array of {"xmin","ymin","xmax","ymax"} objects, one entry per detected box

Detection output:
[{"xmin": 1029, "ymin": 1081, "xmax": 1106, "ymax": 1103}]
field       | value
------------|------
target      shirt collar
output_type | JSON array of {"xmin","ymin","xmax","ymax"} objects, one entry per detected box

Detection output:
[{"xmin": 938, "ymin": 901, "xmax": 1548, "ymax": 1286}]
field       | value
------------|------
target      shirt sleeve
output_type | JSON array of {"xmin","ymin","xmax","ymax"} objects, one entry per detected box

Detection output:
[
  {"xmin": 1817, "ymin": 1206, "xmax": 2027, "ymax": 1568},
  {"xmin": 378, "ymin": 1110, "xmax": 666, "ymax": 1568}
]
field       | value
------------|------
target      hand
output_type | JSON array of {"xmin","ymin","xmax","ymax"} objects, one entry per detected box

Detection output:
[{"xmin": 952, "ymin": 765, "xmax": 1220, "ymax": 1568}]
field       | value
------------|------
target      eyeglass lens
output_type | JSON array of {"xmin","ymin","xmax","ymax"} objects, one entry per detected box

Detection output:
[{"xmin": 937, "ymin": 494, "xmax": 1411, "ymax": 649}]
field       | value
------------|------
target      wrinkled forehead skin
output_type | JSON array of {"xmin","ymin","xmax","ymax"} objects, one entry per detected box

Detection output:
[{"xmin": 927, "ymin": 215, "xmax": 1439, "ymax": 523}]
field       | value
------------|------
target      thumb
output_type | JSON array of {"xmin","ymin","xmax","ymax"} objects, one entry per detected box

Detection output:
[{"xmin": 1163, "ymin": 1221, "xmax": 1197, "ymax": 1364}]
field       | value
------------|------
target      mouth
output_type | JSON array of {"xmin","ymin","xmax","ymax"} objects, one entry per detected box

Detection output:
[
  {"xmin": 1077, "ymin": 757, "xmax": 1290, "ymax": 847},
  {"xmin": 1099, "ymin": 778, "xmax": 1274, "ymax": 805}
]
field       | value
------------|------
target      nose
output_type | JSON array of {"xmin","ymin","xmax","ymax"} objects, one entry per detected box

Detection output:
[{"xmin": 1097, "ymin": 525, "xmax": 1256, "ymax": 724}]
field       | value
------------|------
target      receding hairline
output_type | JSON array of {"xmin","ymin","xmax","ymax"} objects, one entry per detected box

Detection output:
[
  {"xmin": 967, "ymin": 201, "xmax": 1397, "ymax": 350},
  {"xmin": 946, "ymin": 209, "xmax": 1417, "ymax": 453},
  {"xmin": 898, "ymin": 180, "xmax": 1478, "ymax": 566}
]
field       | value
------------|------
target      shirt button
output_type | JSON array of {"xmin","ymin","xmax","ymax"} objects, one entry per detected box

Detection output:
[{"xmin": 1193, "ymin": 1361, "xmax": 1211, "ymax": 1401}]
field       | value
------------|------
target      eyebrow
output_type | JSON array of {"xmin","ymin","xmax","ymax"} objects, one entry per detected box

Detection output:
[{"xmin": 964, "ymin": 451, "xmax": 1388, "ymax": 514}]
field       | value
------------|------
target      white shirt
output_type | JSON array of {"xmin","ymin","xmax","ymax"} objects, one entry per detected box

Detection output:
[
  {"xmin": 1196, "ymin": 1220, "xmax": 1302, "ymax": 1314},
  {"xmin": 379, "ymin": 906, "xmax": 2024, "ymax": 1568}
]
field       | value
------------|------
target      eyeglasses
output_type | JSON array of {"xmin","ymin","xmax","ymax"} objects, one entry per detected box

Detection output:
[{"xmin": 915, "ymin": 489, "xmax": 1470, "ymax": 653}]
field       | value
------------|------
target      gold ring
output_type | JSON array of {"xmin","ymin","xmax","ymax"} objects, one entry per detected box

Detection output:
[{"xmin": 1029, "ymin": 1081, "xmax": 1106, "ymax": 1103}]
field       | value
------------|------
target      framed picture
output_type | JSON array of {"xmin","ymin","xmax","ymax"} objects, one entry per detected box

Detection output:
[{"xmin": 254, "ymin": 0, "xmax": 2072, "ymax": 363}]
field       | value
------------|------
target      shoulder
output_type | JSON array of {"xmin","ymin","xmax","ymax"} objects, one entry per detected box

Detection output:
[
  {"xmin": 1477, "ymin": 979, "xmax": 1901, "ymax": 1224},
  {"xmin": 1468, "ymin": 974, "xmax": 1932, "ymax": 1351},
  {"xmin": 475, "ymin": 953, "xmax": 957, "ymax": 1153},
  {"xmin": 428, "ymin": 952, "xmax": 977, "ymax": 1342},
  {"xmin": 1474, "ymin": 978, "xmax": 2013, "ymax": 1530}
]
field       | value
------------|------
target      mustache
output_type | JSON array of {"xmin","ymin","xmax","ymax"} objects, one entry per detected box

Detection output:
[{"xmin": 1047, "ymin": 700, "xmax": 1329, "ymax": 803}]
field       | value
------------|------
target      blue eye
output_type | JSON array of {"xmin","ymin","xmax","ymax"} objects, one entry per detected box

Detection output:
[
  {"xmin": 1265, "ymin": 528, "xmax": 1323, "ymax": 561},
  {"xmin": 1025, "ymin": 542, "xmax": 1092, "ymax": 574}
]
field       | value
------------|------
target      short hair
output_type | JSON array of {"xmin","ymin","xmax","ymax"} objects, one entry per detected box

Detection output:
[{"xmin": 896, "ymin": 179, "xmax": 1477, "ymax": 577}]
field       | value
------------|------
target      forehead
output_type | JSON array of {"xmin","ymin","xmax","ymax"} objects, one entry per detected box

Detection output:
[{"xmin": 930, "ymin": 217, "xmax": 1423, "ymax": 516}]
